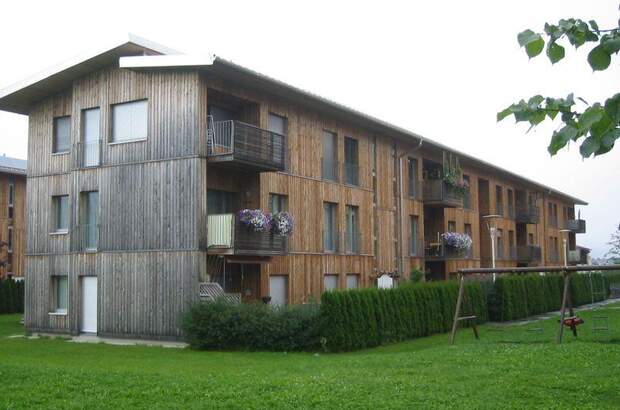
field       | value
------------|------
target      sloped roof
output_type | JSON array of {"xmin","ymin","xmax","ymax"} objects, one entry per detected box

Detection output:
[
  {"xmin": 0, "ymin": 35, "xmax": 587, "ymax": 205},
  {"xmin": 0, "ymin": 154, "xmax": 26, "ymax": 175}
]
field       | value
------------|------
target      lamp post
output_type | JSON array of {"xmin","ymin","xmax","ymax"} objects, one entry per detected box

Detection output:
[
  {"xmin": 482, "ymin": 214, "xmax": 501, "ymax": 281},
  {"xmin": 560, "ymin": 229, "xmax": 572, "ymax": 267}
]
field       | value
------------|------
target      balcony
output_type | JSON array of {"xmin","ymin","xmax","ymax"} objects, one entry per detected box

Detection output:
[
  {"xmin": 515, "ymin": 245, "xmax": 542, "ymax": 263},
  {"xmin": 422, "ymin": 179, "xmax": 463, "ymax": 208},
  {"xmin": 568, "ymin": 247, "xmax": 590, "ymax": 265},
  {"xmin": 515, "ymin": 205, "xmax": 540, "ymax": 224},
  {"xmin": 76, "ymin": 140, "xmax": 101, "ymax": 168},
  {"xmin": 207, "ymin": 214, "xmax": 287, "ymax": 256},
  {"xmin": 207, "ymin": 119, "xmax": 286, "ymax": 172},
  {"xmin": 425, "ymin": 241, "xmax": 472, "ymax": 260},
  {"xmin": 566, "ymin": 219, "xmax": 586, "ymax": 234}
]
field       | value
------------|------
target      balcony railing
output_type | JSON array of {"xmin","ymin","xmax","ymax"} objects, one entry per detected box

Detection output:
[
  {"xmin": 566, "ymin": 219, "xmax": 586, "ymax": 234},
  {"xmin": 515, "ymin": 205, "xmax": 540, "ymax": 224},
  {"xmin": 76, "ymin": 140, "xmax": 101, "ymax": 168},
  {"xmin": 344, "ymin": 162, "xmax": 359, "ymax": 186},
  {"xmin": 425, "ymin": 241, "xmax": 471, "ymax": 260},
  {"xmin": 321, "ymin": 158, "xmax": 340, "ymax": 182},
  {"xmin": 207, "ymin": 214, "xmax": 287, "ymax": 256},
  {"xmin": 568, "ymin": 248, "xmax": 589, "ymax": 265},
  {"xmin": 422, "ymin": 179, "xmax": 463, "ymax": 208},
  {"xmin": 515, "ymin": 245, "xmax": 542, "ymax": 263},
  {"xmin": 207, "ymin": 119, "xmax": 286, "ymax": 171},
  {"xmin": 75, "ymin": 224, "xmax": 99, "ymax": 251},
  {"xmin": 344, "ymin": 230, "xmax": 361, "ymax": 254}
]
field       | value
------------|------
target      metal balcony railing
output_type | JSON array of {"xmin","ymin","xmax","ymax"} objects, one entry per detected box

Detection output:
[
  {"xmin": 207, "ymin": 213, "xmax": 287, "ymax": 256},
  {"xmin": 515, "ymin": 205, "xmax": 540, "ymax": 224},
  {"xmin": 76, "ymin": 140, "xmax": 101, "ymax": 168},
  {"xmin": 566, "ymin": 219, "xmax": 586, "ymax": 234},
  {"xmin": 568, "ymin": 249, "xmax": 589, "ymax": 265},
  {"xmin": 422, "ymin": 179, "xmax": 463, "ymax": 208},
  {"xmin": 207, "ymin": 118, "xmax": 286, "ymax": 171},
  {"xmin": 515, "ymin": 245, "xmax": 542, "ymax": 263},
  {"xmin": 425, "ymin": 241, "xmax": 470, "ymax": 259},
  {"xmin": 321, "ymin": 158, "xmax": 340, "ymax": 182}
]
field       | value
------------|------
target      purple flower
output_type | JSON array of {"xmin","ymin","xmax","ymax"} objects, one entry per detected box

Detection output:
[
  {"xmin": 238, "ymin": 209, "xmax": 271, "ymax": 232},
  {"xmin": 272, "ymin": 212, "xmax": 294, "ymax": 236},
  {"xmin": 441, "ymin": 232, "xmax": 472, "ymax": 251}
]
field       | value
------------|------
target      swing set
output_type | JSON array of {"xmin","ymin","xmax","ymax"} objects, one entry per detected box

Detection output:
[{"xmin": 450, "ymin": 264, "xmax": 620, "ymax": 345}]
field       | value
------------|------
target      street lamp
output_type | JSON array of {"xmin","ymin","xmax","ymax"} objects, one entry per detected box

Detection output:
[
  {"xmin": 482, "ymin": 214, "xmax": 501, "ymax": 281},
  {"xmin": 560, "ymin": 229, "xmax": 572, "ymax": 267}
]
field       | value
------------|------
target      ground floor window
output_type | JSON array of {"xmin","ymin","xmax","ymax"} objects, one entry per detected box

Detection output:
[
  {"xmin": 323, "ymin": 274, "xmax": 339, "ymax": 292},
  {"xmin": 346, "ymin": 274, "xmax": 359, "ymax": 289},
  {"xmin": 52, "ymin": 275, "xmax": 68, "ymax": 313}
]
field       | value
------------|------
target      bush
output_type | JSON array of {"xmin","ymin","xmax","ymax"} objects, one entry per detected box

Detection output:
[
  {"xmin": 0, "ymin": 278, "xmax": 24, "ymax": 314},
  {"xmin": 410, "ymin": 268, "xmax": 425, "ymax": 283},
  {"xmin": 182, "ymin": 299, "xmax": 321, "ymax": 351},
  {"xmin": 319, "ymin": 281, "xmax": 487, "ymax": 352}
]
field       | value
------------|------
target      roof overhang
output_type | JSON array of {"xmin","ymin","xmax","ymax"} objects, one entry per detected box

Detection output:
[{"xmin": 0, "ymin": 166, "xmax": 26, "ymax": 176}]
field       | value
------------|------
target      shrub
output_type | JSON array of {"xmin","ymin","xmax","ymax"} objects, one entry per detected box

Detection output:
[
  {"xmin": 0, "ymin": 278, "xmax": 24, "ymax": 314},
  {"xmin": 319, "ymin": 281, "xmax": 487, "ymax": 351},
  {"xmin": 182, "ymin": 299, "xmax": 321, "ymax": 351},
  {"xmin": 410, "ymin": 268, "xmax": 425, "ymax": 283}
]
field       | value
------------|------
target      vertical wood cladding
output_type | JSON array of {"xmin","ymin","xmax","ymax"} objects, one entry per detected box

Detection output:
[{"xmin": 0, "ymin": 172, "xmax": 26, "ymax": 277}]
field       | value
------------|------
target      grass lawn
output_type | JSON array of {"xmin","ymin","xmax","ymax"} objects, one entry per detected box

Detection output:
[{"xmin": 2, "ymin": 304, "xmax": 620, "ymax": 409}]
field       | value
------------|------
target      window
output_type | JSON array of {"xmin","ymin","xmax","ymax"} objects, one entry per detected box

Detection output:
[
  {"xmin": 508, "ymin": 230, "xmax": 515, "ymax": 258},
  {"xmin": 207, "ymin": 189, "xmax": 238, "ymax": 214},
  {"xmin": 464, "ymin": 223, "xmax": 473, "ymax": 256},
  {"xmin": 345, "ymin": 205, "xmax": 359, "ymax": 254},
  {"xmin": 8, "ymin": 181, "xmax": 14, "ymax": 219},
  {"xmin": 410, "ymin": 216, "xmax": 419, "ymax": 256},
  {"xmin": 344, "ymin": 137, "xmax": 359, "ymax": 185},
  {"xmin": 268, "ymin": 114, "xmax": 287, "ymax": 167},
  {"xmin": 80, "ymin": 191, "xmax": 99, "ymax": 250},
  {"xmin": 507, "ymin": 189, "xmax": 514, "ymax": 218},
  {"xmin": 7, "ymin": 226, "xmax": 13, "ymax": 253},
  {"xmin": 496, "ymin": 229, "xmax": 504, "ymax": 258},
  {"xmin": 53, "ymin": 116, "xmax": 71, "ymax": 153},
  {"xmin": 52, "ymin": 195, "xmax": 69, "ymax": 232},
  {"xmin": 268, "ymin": 113, "xmax": 287, "ymax": 135},
  {"xmin": 408, "ymin": 158, "xmax": 418, "ymax": 198},
  {"xmin": 81, "ymin": 107, "xmax": 101, "ymax": 167},
  {"xmin": 346, "ymin": 274, "xmax": 359, "ymax": 289},
  {"xmin": 528, "ymin": 233, "xmax": 534, "ymax": 245},
  {"xmin": 323, "ymin": 202, "xmax": 338, "ymax": 252},
  {"xmin": 269, "ymin": 194, "xmax": 288, "ymax": 214},
  {"xmin": 324, "ymin": 274, "xmax": 339, "ymax": 291},
  {"xmin": 463, "ymin": 175, "xmax": 471, "ymax": 209},
  {"xmin": 111, "ymin": 100, "xmax": 148, "ymax": 143},
  {"xmin": 52, "ymin": 275, "xmax": 68, "ymax": 313},
  {"xmin": 448, "ymin": 220, "xmax": 456, "ymax": 232},
  {"xmin": 495, "ymin": 186, "xmax": 504, "ymax": 216},
  {"xmin": 322, "ymin": 130, "xmax": 338, "ymax": 181}
]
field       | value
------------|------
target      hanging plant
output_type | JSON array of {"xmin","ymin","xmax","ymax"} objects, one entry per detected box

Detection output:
[
  {"xmin": 238, "ymin": 209, "xmax": 271, "ymax": 232},
  {"xmin": 271, "ymin": 212, "xmax": 294, "ymax": 236},
  {"xmin": 441, "ymin": 232, "xmax": 472, "ymax": 251}
]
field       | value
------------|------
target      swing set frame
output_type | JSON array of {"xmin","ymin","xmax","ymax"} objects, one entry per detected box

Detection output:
[{"xmin": 450, "ymin": 264, "xmax": 620, "ymax": 345}]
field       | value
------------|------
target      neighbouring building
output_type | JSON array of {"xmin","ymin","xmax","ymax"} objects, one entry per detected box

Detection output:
[
  {"xmin": 0, "ymin": 35, "xmax": 588, "ymax": 339},
  {"xmin": 0, "ymin": 154, "xmax": 26, "ymax": 280}
]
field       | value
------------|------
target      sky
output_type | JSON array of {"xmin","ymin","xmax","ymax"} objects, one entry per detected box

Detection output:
[{"xmin": 0, "ymin": 0, "xmax": 618, "ymax": 257}]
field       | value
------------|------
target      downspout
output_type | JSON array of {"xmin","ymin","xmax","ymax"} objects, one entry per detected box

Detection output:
[{"xmin": 397, "ymin": 138, "xmax": 424, "ymax": 281}]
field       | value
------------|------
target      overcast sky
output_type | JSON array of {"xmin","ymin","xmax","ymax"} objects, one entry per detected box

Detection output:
[{"xmin": 0, "ymin": 0, "xmax": 618, "ymax": 257}]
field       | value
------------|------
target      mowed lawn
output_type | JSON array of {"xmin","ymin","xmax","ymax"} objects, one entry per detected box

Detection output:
[{"xmin": 2, "ymin": 304, "xmax": 620, "ymax": 409}]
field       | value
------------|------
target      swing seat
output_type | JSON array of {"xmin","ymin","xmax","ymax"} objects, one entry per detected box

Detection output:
[{"xmin": 562, "ymin": 316, "xmax": 584, "ymax": 327}]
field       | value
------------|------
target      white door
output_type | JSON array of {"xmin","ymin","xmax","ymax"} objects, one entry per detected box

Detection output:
[
  {"xmin": 269, "ymin": 276, "xmax": 288, "ymax": 306},
  {"xmin": 81, "ymin": 277, "xmax": 98, "ymax": 333}
]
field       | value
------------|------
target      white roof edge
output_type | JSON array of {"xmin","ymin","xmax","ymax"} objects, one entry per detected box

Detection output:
[
  {"xmin": 119, "ymin": 54, "xmax": 216, "ymax": 69},
  {"xmin": 0, "ymin": 33, "xmax": 180, "ymax": 101}
]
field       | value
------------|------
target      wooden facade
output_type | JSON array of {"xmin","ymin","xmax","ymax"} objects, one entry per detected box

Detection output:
[
  {"xmin": 1, "ymin": 40, "xmax": 587, "ymax": 339},
  {"xmin": 0, "ymin": 167, "xmax": 26, "ymax": 279}
]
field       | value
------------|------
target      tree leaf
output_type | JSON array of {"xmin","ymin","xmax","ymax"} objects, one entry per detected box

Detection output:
[
  {"xmin": 548, "ymin": 125, "xmax": 578, "ymax": 155},
  {"xmin": 589, "ymin": 20, "xmax": 600, "ymax": 34},
  {"xmin": 497, "ymin": 107, "xmax": 513, "ymax": 122},
  {"xmin": 601, "ymin": 36, "xmax": 620, "ymax": 54},
  {"xmin": 604, "ymin": 93, "xmax": 620, "ymax": 122},
  {"xmin": 579, "ymin": 137, "xmax": 601, "ymax": 158},
  {"xmin": 588, "ymin": 45, "xmax": 611, "ymax": 70},
  {"xmin": 518, "ymin": 29, "xmax": 539, "ymax": 47},
  {"xmin": 578, "ymin": 105, "xmax": 605, "ymax": 131},
  {"xmin": 601, "ymin": 128, "xmax": 620, "ymax": 148},
  {"xmin": 518, "ymin": 29, "xmax": 545, "ymax": 58},
  {"xmin": 546, "ymin": 42, "xmax": 565, "ymax": 64}
]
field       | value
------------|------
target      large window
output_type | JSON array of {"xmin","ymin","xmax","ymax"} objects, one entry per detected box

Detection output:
[
  {"xmin": 52, "ymin": 275, "xmax": 68, "ymax": 313},
  {"xmin": 497, "ymin": 229, "xmax": 504, "ymax": 258},
  {"xmin": 323, "ymin": 202, "xmax": 338, "ymax": 252},
  {"xmin": 495, "ymin": 185, "xmax": 504, "ymax": 216},
  {"xmin": 408, "ymin": 158, "xmax": 418, "ymax": 198},
  {"xmin": 344, "ymin": 137, "xmax": 359, "ymax": 185},
  {"xmin": 207, "ymin": 189, "xmax": 238, "ymax": 215},
  {"xmin": 52, "ymin": 195, "xmax": 69, "ymax": 233},
  {"xmin": 322, "ymin": 130, "xmax": 338, "ymax": 181},
  {"xmin": 345, "ymin": 205, "xmax": 359, "ymax": 254},
  {"xmin": 269, "ymin": 193, "xmax": 288, "ymax": 214},
  {"xmin": 111, "ymin": 100, "xmax": 148, "ymax": 143},
  {"xmin": 53, "ymin": 116, "xmax": 71, "ymax": 154},
  {"xmin": 410, "ymin": 216, "xmax": 419, "ymax": 256},
  {"xmin": 80, "ymin": 191, "xmax": 99, "ymax": 251},
  {"xmin": 81, "ymin": 107, "xmax": 101, "ymax": 167},
  {"xmin": 323, "ymin": 274, "xmax": 339, "ymax": 292}
]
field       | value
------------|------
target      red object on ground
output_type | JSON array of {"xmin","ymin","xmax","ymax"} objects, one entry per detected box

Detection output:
[{"xmin": 563, "ymin": 316, "xmax": 584, "ymax": 327}]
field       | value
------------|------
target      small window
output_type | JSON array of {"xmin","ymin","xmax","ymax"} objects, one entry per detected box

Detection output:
[
  {"xmin": 111, "ymin": 100, "xmax": 148, "ymax": 143},
  {"xmin": 52, "ymin": 275, "xmax": 69, "ymax": 313},
  {"xmin": 448, "ymin": 220, "xmax": 456, "ymax": 232},
  {"xmin": 408, "ymin": 158, "xmax": 418, "ymax": 198},
  {"xmin": 268, "ymin": 113, "xmax": 287, "ymax": 135},
  {"xmin": 53, "ymin": 195, "xmax": 70, "ymax": 232},
  {"xmin": 53, "ymin": 116, "xmax": 71, "ymax": 153},
  {"xmin": 346, "ymin": 274, "xmax": 359, "ymax": 289},
  {"xmin": 7, "ymin": 226, "xmax": 13, "ymax": 253},
  {"xmin": 324, "ymin": 274, "xmax": 339, "ymax": 292},
  {"xmin": 269, "ymin": 194, "xmax": 288, "ymax": 214},
  {"xmin": 410, "ymin": 216, "xmax": 419, "ymax": 256}
]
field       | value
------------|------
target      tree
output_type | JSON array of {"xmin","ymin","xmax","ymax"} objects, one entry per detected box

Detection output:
[
  {"xmin": 497, "ymin": 7, "xmax": 620, "ymax": 158},
  {"xmin": 606, "ymin": 223, "xmax": 620, "ymax": 262}
]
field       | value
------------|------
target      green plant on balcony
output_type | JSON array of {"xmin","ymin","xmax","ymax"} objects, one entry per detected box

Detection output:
[{"xmin": 441, "ymin": 152, "xmax": 468, "ymax": 197}]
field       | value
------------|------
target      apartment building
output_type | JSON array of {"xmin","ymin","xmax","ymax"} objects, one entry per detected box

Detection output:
[
  {"xmin": 0, "ymin": 36, "xmax": 587, "ymax": 339},
  {"xmin": 0, "ymin": 155, "xmax": 26, "ymax": 279}
]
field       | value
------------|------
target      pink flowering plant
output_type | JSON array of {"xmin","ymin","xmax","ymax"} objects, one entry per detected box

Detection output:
[
  {"xmin": 441, "ymin": 232, "xmax": 472, "ymax": 251},
  {"xmin": 238, "ymin": 209, "xmax": 271, "ymax": 232},
  {"xmin": 271, "ymin": 212, "xmax": 294, "ymax": 236}
]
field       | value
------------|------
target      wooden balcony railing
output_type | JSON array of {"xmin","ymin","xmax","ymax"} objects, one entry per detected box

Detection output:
[
  {"xmin": 422, "ymin": 179, "xmax": 463, "ymax": 208},
  {"xmin": 515, "ymin": 205, "xmax": 540, "ymax": 224},
  {"xmin": 515, "ymin": 245, "xmax": 542, "ymax": 263},
  {"xmin": 566, "ymin": 219, "xmax": 586, "ymax": 234},
  {"xmin": 207, "ymin": 214, "xmax": 287, "ymax": 256},
  {"xmin": 207, "ymin": 119, "xmax": 286, "ymax": 172}
]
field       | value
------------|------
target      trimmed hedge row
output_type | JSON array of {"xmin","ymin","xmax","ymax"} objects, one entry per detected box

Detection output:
[
  {"xmin": 0, "ymin": 278, "xmax": 24, "ymax": 314},
  {"xmin": 319, "ymin": 281, "xmax": 487, "ymax": 352},
  {"xmin": 488, "ymin": 273, "xmax": 608, "ymax": 321}
]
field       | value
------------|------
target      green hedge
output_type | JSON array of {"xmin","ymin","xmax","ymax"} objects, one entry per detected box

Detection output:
[
  {"xmin": 319, "ymin": 281, "xmax": 487, "ymax": 352},
  {"xmin": 0, "ymin": 278, "xmax": 24, "ymax": 314},
  {"xmin": 488, "ymin": 273, "xmax": 608, "ymax": 321},
  {"xmin": 182, "ymin": 299, "xmax": 321, "ymax": 351}
]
